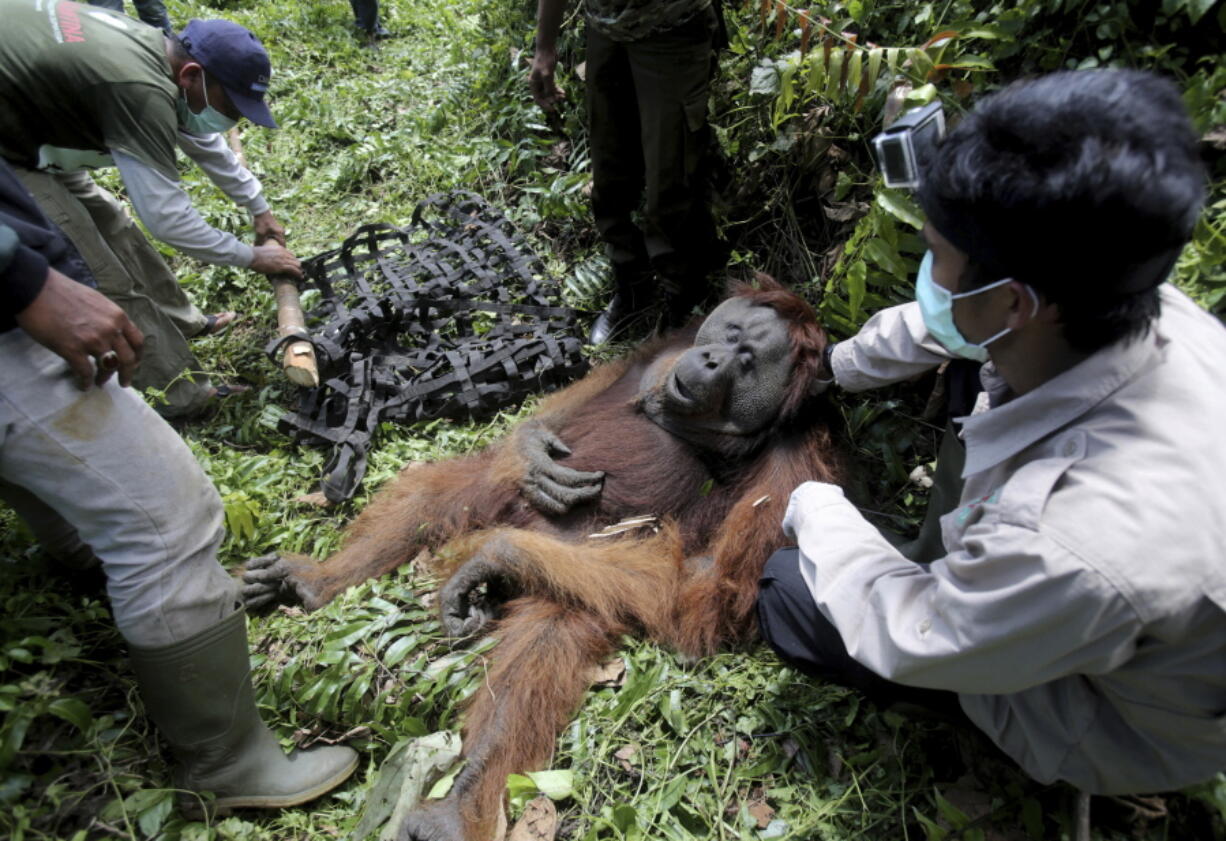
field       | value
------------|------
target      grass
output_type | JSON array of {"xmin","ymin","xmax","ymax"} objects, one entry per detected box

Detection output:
[{"xmin": 2, "ymin": 0, "xmax": 1224, "ymax": 839}]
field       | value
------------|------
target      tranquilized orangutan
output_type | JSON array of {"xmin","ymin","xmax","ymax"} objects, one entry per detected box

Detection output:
[{"xmin": 241, "ymin": 277, "xmax": 843, "ymax": 841}]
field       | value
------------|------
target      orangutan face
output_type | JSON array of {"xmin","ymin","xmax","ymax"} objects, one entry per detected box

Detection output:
[{"xmin": 641, "ymin": 298, "xmax": 793, "ymax": 438}]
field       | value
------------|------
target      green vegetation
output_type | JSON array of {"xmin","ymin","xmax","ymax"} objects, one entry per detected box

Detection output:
[{"xmin": 2, "ymin": 0, "xmax": 1223, "ymax": 839}]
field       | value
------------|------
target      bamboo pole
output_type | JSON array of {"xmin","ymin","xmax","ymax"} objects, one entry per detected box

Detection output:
[
  {"xmin": 273, "ymin": 277, "xmax": 320, "ymax": 387},
  {"xmin": 228, "ymin": 128, "xmax": 320, "ymax": 388}
]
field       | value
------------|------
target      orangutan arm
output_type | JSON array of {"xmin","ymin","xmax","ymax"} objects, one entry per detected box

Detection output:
[
  {"xmin": 241, "ymin": 453, "xmax": 519, "ymax": 611},
  {"xmin": 508, "ymin": 359, "xmax": 631, "ymax": 515},
  {"xmin": 672, "ymin": 426, "xmax": 845, "ymax": 657},
  {"xmin": 437, "ymin": 524, "xmax": 686, "ymax": 639}
]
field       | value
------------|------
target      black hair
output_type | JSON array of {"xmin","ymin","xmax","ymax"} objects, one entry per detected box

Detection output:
[
  {"xmin": 168, "ymin": 36, "xmax": 195, "ymax": 64},
  {"xmin": 918, "ymin": 69, "xmax": 1205, "ymax": 352}
]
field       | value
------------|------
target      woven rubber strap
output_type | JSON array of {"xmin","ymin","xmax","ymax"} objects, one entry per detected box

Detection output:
[{"xmin": 269, "ymin": 191, "xmax": 588, "ymax": 502}]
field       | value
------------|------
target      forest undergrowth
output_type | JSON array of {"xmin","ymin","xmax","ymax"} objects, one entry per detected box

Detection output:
[{"xmin": 1, "ymin": 0, "xmax": 1223, "ymax": 839}]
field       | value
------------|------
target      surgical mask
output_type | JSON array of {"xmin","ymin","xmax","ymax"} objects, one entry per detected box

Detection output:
[
  {"xmin": 176, "ymin": 69, "xmax": 238, "ymax": 135},
  {"xmin": 915, "ymin": 250, "xmax": 1037, "ymax": 362}
]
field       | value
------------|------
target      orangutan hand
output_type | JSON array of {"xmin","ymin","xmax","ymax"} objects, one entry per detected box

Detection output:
[{"xmin": 517, "ymin": 421, "xmax": 604, "ymax": 516}]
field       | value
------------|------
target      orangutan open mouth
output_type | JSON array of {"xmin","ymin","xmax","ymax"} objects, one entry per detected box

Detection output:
[{"xmin": 671, "ymin": 371, "xmax": 696, "ymax": 405}]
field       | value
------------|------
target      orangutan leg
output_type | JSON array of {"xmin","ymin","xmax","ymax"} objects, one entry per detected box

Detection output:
[{"xmin": 399, "ymin": 598, "xmax": 619, "ymax": 841}]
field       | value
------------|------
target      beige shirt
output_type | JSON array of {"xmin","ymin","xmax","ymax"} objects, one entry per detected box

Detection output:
[{"xmin": 786, "ymin": 286, "xmax": 1226, "ymax": 794}]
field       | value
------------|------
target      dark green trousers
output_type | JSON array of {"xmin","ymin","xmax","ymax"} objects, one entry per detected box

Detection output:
[
  {"xmin": 585, "ymin": 11, "xmax": 721, "ymax": 308},
  {"xmin": 14, "ymin": 165, "xmax": 212, "ymax": 417}
]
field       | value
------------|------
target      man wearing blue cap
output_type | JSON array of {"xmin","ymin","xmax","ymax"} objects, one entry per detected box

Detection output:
[{"xmin": 0, "ymin": 2, "xmax": 302, "ymax": 418}]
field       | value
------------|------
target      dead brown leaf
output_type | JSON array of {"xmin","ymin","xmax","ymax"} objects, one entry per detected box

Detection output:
[
  {"xmin": 409, "ymin": 548, "xmax": 437, "ymax": 572},
  {"xmin": 728, "ymin": 785, "xmax": 775, "ymax": 829},
  {"xmin": 589, "ymin": 657, "xmax": 626, "ymax": 688},
  {"xmin": 748, "ymin": 799, "xmax": 776, "ymax": 830},
  {"xmin": 1203, "ymin": 127, "xmax": 1226, "ymax": 150},
  {"xmin": 508, "ymin": 796, "xmax": 557, "ymax": 841},
  {"xmin": 614, "ymin": 743, "xmax": 638, "ymax": 772},
  {"xmin": 294, "ymin": 491, "xmax": 334, "ymax": 508}
]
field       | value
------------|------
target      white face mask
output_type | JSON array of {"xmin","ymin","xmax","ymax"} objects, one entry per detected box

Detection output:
[
  {"xmin": 176, "ymin": 68, "xmax": 238, "ymax": 135},
  {"xmin": 915, "ymin": 251, "xmax": 1038, "ymax": 362}
]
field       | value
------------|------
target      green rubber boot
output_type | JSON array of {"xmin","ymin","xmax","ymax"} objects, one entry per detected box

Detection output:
[{"xmin": 129, "ymin": 609, "xmax": 358, "ymax": 815}]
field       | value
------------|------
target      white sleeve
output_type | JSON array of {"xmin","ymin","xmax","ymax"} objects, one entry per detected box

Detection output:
[
  {"xmin": 175, "ymin": 130, "xmax": 271, "ymax": 216},
  {"xmin": 830, "ymin": 301, "xmax": 953, "ymax": 392},
  {"xmin": 112, "ymin": 149, "xmax": 255, "ymax": 268},
  {"xmin": 782, "ymin": 481, "xmax": 1139, "ymax": 693}
]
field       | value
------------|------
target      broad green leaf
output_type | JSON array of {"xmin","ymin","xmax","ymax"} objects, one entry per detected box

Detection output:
[
  {"xmin": 656, "ymin": 774, "xmax": 689, "ymax": 812},
  {"xmin": 659, "ymin": 688, "xmax": 687, "ymax": 734},
  {"xmin": 846, "ymin": 260, "xmax": 867, "ymax": 321},
  {"xmin": 866, "ymin": 47, "xmax": 883, "ymax": 93},
  {"xmin": 750, "ymin": 61, "xmax": 780, "ymax": 97},
  {"xmin": 1188, "ymin": 0, "xmax": 1215, "ymax": 22},
  {"xmin": 934, "ymin": 788, "xmax": 970, "ymax": 829},
  {"xmin": 0, "ymin": 709, "xmax": 33, "ymax": 770},
  {"xmin": 959, "ymin": 27, "xmax": 1004, "ymax": 39},
  {"xmin": 826, "ymin": 50, "xmax": 845, "ymax": 99},
  {"xmin": 611, "ymin": 803, "xmax": 638, "ymax": 833},
  {"xmin": 426, "ymin": 758, "xmax": 463, "ymax": 799},
  {"xmin": 908, "ymin": 48, "xmax": 934, "ymax": 81},
  {"xmin": 941, "ymin": 54, "xmax": 995, "ymax": 70},
  {"xmin": 382, "ymin": 633, "xmax": 420, "ymax": 667},
  {"xmin": 505, "ymin": 772, "xmax": 538, "ymax": 809},
  {"xmin": 865, "ymin": 239, "xmax": 908, "ymax": 280},
  {"xmin": 847, "ymin": 49, "xmax": 863, "ymax": 100},
  {"xmin": 807, "ymin": 53, "xmax": 826, "ymax": 97},
  {"xmin": 526, "ymin": 769, "xmax": 574, "ymax": 800},
  {"xmin": 358, "ymin": 733, "xmax": 462, "ymax": 840},
  {"xmin": 876, "ymin": 188, "xmax": 926, "ymax": 229},
  {"xmin": 48, "ymin": 697, "xmax": 93, "ymax": 732},
  {"xmin": 136, "ymin": 790, "xmax": 174, "ymax": 838},
  {"xmin": 911, "ymin": 806, "xmax": 948, "ymax": 841},
  {"xmin": 904, "ymin": 82, "xmax": 939, "ymax": 106}
]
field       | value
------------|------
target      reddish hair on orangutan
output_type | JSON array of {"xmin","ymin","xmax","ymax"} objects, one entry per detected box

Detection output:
[{"xmin": 239, "ymin": 280, "xmax": 842, "ymax": 841}]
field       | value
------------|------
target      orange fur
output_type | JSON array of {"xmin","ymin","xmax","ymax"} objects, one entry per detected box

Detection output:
[{"xmin": 275, "ymin": 286, "xmax": 842, "ymax": 841}]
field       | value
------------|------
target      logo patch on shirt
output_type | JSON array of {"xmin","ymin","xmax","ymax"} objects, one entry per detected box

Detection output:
[
  {"xmin": 956, "ymin": 490, "xmax": 1001, "ymax": 525},
  {"xmin": 51, "ymin": 1, "xmax": 86, "ymax": 43}
]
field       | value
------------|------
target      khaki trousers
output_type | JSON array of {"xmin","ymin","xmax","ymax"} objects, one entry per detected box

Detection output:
[
  {"xmin": 13, "ymin": 165, "xmax": 211, "ymax": 417},
  {"xmin": 0, "ymin": 329, "xmax": 239, "ymax": 646}
]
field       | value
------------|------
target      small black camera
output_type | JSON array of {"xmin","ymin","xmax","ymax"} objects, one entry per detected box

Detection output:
[{"xmin": 872, "ymin": 101, "xmax": 945, "ymax": 189}]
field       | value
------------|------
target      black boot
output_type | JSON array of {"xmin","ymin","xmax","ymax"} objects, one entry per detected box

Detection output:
[
  {"xmin": 588, "ymin": 265, "xmax": 655, "ymax": 345},
  {"xmin": 660, "ymin": 273, "xmax": 716, "ymax": 331}
]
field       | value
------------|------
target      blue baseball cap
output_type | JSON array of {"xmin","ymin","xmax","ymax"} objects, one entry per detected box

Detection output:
[{"xmin": 177, "ymin": 19, "xmax": 277, "ymax": 128}]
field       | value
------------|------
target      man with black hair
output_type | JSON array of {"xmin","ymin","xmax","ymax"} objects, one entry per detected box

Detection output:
[
  {"xmin": 0, "ymin": 3, "xmax": 301, "ymax": 417},
  {"xmin": 758, "ymin": 69, "xmax": 1226, "ymax": 795}
]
